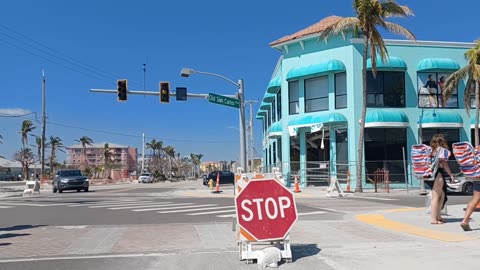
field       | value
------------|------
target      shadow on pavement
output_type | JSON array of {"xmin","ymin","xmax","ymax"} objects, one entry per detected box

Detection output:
[
  {"xmin": 0, "ymin": 233, "xmax": 30, "ymax": 239},
  {"xmin": 0, "ymin": 243, "xmax": 12, "ymax": 246},
  {"xmin": 0, "ymin": 224, "xmax": 46, "ymax": 232},
  {"xmin": 291, "ymin": 243, "xmax": 321, "ymax": 262}
]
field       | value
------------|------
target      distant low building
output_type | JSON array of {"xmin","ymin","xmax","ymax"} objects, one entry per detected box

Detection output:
[
  {"xmin": 0, "ymin": 156, "xmax": 48, "ymax": 180},
  {"xmin": 66, "ymin": 143, "xmax": 137, "ymax": 180}
]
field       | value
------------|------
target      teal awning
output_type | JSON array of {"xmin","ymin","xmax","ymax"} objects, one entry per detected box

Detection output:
[
  {"xmin": 421, "ymin": 111, "xmax": 463, "ymax": 128},
  {"xmin": 288, "ymin": 112, "xmax": 347, "ymax": 128},
  {"xmin": 365, "ymin": 109, "xmax": 409, "ymax": 128},
  {"xmin": 262, "ymin": 92, "xmax": 276, "ymax": 103},
  {"xmin": 286, "ymin": 59, "xmax": 346, "ymax": 80},
  {"xmin": 256, "ymin": 110, "xmax": 266, "ymax": 119},
  {"xmin": 367, "ymin": 56, "xmax": 407, "ymax": 70},
  {"xmin": 260, "ymin": 101, "xmax": 271, "ymax": 110},
  {"xmin": 267, "ymin": 77, "xmax": 282, "ymax": 94},
  {"xmin": 417, "ymin": 58, "xmax": 460, "ymax": 72},
  {"xmin": 268, "ymin": 121, "xmax": 282, "ymax": 138}
]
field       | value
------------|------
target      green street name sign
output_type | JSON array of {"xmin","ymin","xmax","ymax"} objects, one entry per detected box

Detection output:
[{"xmin": 208, "ymin": 93, "xmax": 240, "ymax": 108}]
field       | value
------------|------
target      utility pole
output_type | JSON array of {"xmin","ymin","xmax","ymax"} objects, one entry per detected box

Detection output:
[
  {"xmin": 246, "ymin": 100, "xmax": 259, "ymax": 173},
  {"xmin": 141, "ymin": 132, "xmax": 145, "ymax": 172},
  {"xmin": 40, "ymin": 70, "xmax": 46, "ymax": 180}
]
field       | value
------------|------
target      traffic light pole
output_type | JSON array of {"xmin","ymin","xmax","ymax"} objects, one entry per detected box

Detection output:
[{"xmin": 90, "ymin": 89, "xmax": 236, "ymax": 99}]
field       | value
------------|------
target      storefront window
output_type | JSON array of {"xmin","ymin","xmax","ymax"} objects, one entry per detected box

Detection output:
[
  {"xmin": 418, "ymin": 72, "xmax": 458, "ymax": 108},
  {"xmin": 367, "ymin": 71, "xmax": 405, "ymax": 107},
  {"xmin": 276, "ymin": 91, "xmax": 282, "ymax": 121}
]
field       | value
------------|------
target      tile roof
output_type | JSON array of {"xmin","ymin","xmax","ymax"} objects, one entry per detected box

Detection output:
[{"xmin": 270, "ymin": 15, "xmax": 343, "ymax": 47}]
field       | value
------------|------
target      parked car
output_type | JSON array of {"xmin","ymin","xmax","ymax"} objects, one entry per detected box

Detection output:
[
  {"xmin": 138, "ymin": 173, "xmax": 154, "ymax": 183},
  {"xmin": 52, "ymin": 169, "xmax": 89, "ymax": 193},
  {"xmin": 446, "ymin": 172, "xmax": 474, "ymax": 195},
  {"xmin": 202, "ymin": 171, "xmax": 235, "ymax": 185}
]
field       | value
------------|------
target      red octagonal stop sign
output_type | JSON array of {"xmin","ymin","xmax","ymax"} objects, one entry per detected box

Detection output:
[{"xmin": 235, "ymin": 179, "xmax": 298, "ymax": 241}]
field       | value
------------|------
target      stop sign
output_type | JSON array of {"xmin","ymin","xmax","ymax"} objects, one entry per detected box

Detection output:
[{"xmin": 235, "ymin": 179, "xmax": 298, "ymax": 241}]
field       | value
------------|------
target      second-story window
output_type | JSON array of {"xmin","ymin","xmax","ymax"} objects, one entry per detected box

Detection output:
[
  {"xmin": 418, "ymin": 72, "xmax": 458, "ymax": 108},
  {"xmin": 335, "ymin": 73, "xmax": 347, "ymax": 109},
  {"xmin": 276, "ymin": 91, "xmax": 282, "ymax": 121},
  {"xmin": 271, "ymin": 97, "xmax": 276, "ymax": 123},
  {"xmin": 367, "ymin": 71, "xmax": 405, "ymax": 107},
  {"xmin": 305, "ymin": 76, "xmax": 329, "ymax": 112},
  {"xmin": 289, "ymin": 81, "xmax": 299, "ymax": 115}
]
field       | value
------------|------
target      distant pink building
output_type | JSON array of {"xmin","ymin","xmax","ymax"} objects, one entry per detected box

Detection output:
[{"xmin": 66, "ymin": 143, "xmax": 138, "ymax": 180}]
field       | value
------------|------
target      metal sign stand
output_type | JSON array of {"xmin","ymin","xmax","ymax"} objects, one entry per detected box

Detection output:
[
  {"xmin": 326, "ymin": 176, "xmax": 345, "ymax": 197},
  {"xmin": 235, "ymin": 170, "xmax": 293, "ymax": 264}
]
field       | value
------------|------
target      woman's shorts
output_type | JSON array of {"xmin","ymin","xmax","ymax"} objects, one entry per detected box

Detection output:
[{"xmin": 474, "ymin": 181, "xmax": 480, "ymax": 192}]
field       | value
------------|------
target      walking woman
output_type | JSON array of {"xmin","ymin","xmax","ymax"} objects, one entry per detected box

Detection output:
[
  {"xmin": 428, "ymin": 134, "xmax": 455, "ymax": 224},
  {"xmin": 460, "ymin": 182, "xmax": 480, "ymax": 231}
]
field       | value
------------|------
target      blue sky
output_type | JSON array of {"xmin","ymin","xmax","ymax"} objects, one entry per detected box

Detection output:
[{"xmin": 0, "ymin": 0, "xmax": 478, "ymax": 163}]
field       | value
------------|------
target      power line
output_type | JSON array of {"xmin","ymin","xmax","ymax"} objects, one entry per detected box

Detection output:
[
  {"xmin": 0, "ymin": 24, "xmax": 144, "ymax": 88},
  {"xmin": 0, "ymin": 114, "xmax": 238, "ymax": 144}
]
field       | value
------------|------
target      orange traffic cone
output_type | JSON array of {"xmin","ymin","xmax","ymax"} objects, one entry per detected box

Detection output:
[
  {"xmin": 293, "ymin": 176, "xmax": 301, "ymax": 193},
  {"xmin": 346, "ymin": 171, "xmax": 352, "ymax": 193},
  {"xmin": 212, "ymin": 172, "xmax": 223, "ymax": 194}
]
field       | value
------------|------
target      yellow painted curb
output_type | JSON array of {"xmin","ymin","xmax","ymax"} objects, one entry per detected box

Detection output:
[{"xmin": 356, "ymin": 213, "xmax": 472, "ymax": 242}]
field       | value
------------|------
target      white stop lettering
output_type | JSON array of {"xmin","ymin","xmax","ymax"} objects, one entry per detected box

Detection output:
[{"xmin": 240, "ymin": 196, "xmax": 291, "ymax": 222}]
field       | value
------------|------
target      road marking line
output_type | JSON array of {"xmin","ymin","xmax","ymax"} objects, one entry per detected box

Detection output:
[
  {"xmin": 216, "ymin": 214, "xmax": 236, "ymax": 218},
  {"xmin": 298, "ymin": 211, "xmax": 326, "ymax": 216},
  {"xmin": 133, "ymin": 203, "xmax": 209, "ymax": 212},
  {"xmin": 88, "ymin": 202, "xmax": 158, "ymax": 208},
  {"xmin": 352, "ymin": 196, "xmax": 398, "ymax": 201},
  {"xmin": 187, "ymin": 209, "xmax": 237, "ymax": 215},
  {"xmin": 108, "ymin": 202, "xmax": 175, "ymax": 210},
  {"xmin": 0, "ymin": 205, "xmax": 13, "ymax": 208},
  {"xmin": 384, "ymin": 207, "xmax": 423, "ymax": 213},
  {"xmin": 356, "ymin": 213, "xmax": 472, "ymax": 242},
  {"xmin": 68, "ymin": 201, "xmax": 147, "ymax": 207},
  {"xmin": 0, "ymin": 202, "xmax": 50, "ymax": 207},
  {"xmin": 103, "ymin": 187, "xmax": 140, "ymax": 193},
  {"xmin": 158, "ymin": 205, "xmax": 235, "ymax": 214}
]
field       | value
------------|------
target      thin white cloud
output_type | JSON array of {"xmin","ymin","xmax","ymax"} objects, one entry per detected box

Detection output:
[{"xmin": 0, "ymin": 108, "xmax": 33, "ymax": 116}]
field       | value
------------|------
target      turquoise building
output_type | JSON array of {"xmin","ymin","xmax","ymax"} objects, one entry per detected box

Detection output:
[{"xmin": 257, "ymin": 16, "xmax": 474, "ymax": 189}]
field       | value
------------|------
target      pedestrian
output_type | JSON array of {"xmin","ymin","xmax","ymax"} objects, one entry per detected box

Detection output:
[
  {"xmin": 427, "ymin": 134, "xmax": 454, "ymax": 224},
  {"xmin": 460, "ymin": 182, "xmax": 480, "ymax": 231}
]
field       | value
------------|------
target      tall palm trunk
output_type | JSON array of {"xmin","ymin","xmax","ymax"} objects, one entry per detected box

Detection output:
[
  {"xmin": 475, "ymin": 80, "xmax": 480, "ymax": 147},
  {"xmin": 356, "ymin": 34, "xmax": 369, "ymax": 192}
]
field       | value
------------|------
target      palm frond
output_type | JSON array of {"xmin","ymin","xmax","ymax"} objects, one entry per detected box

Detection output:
[
  {"xmin": 383, "ymin": 22, "xmax": 415, "ymax": 40},
  {"xmin": 368, "ymin": 28, "xmax": 388, "ymax": 77},
  {"xmin": 381, "ymin": 1, "xmax": 414, "ymax": 17},
  {"xmin": 319, "ymin": 17, "xmax": 360, "ymax": 42},
  {"xmin": 463, "ymin": 77, "xmax": 476, "ymax": 115},
  {"xmin": 444, "ymin": 66, "xmax": 470, "ymax": 100}
]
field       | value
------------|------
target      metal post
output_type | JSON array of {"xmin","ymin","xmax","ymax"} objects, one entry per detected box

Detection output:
[
  {"xmin": 249, "ymin": 100, "xmax": 254, "ymax": 173},
  {"xmin": 40, "ymin": 70, "xmax": 46, "ymax": 180},
  {"xmin": 141, "ymin": 132, "xmax": 145, "ymax": 172},
  {"xmin": 239, "ymin": 79, "xmax": 247, "ymax": 173}
]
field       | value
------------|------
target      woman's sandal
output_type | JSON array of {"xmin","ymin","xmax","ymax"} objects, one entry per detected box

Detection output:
[
  {"xmin": 430, "ymin": 220, "xmax": 444, "ymax": 225},
  {"xmin": 461, "ymin": 223, "xmax": 472, "ymax": 231}
]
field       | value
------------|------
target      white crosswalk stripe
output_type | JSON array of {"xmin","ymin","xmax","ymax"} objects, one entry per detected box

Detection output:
[
  {"xmin": 108, "ymin": 202, "xmax": 176, "ymax": 210},
  {"xmin": 0, "ymin": 205, "xmax": 13, "ymax": 209},
  {"xmin": 187, "ymin": 209, "xmax": 237, "ymax": 216},
  {"xmin": 88, "ymin": 202, "xmax": 158, "ymax": 208},
  {"xmin": 158, "ymin": 205, "xmax": 235, "ymax": 214},
  {"xmin": 67, "ymin": 201, "xmax": 136, "ymax": 207},
  {"xmin": 132, "ymin": 203, "xmax": 210, "ymax": 212}
]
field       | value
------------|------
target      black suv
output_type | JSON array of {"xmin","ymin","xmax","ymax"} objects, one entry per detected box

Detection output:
[
  {"xmin": 203, "ymin": 171, "xmax": 235, "ymax": 185},
  {"xmin": 53, "ymin": 169, "xmax": 89, "ymax": 193}
]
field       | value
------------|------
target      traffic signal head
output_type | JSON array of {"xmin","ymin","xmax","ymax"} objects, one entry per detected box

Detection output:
[
  {"xmin": 117, "ymin": 79, "xmax": 128, "ymax": 101},
  {"xmin": 160, "ymin": 81, "xmax": 170, "ymax": 103}
]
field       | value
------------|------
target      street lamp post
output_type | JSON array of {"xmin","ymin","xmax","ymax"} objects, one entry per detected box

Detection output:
[{"xmin": 180, "ymin": 68, "xmax": 247, "ymax": 172}]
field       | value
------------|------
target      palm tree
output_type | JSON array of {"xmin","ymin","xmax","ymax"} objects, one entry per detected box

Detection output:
[
  {"xmin": 48, "ymin": 136, "xmax": 65, "ymax": 172},
  {"xmin": 20, "ymin": 120, "xmax": 36, "ymax": 149},
  {"xmin": 103, "ymin": 143, "xmax": 113, "ymax": 179},
  {"xmin": 146, "ymin": 138, "xmax": 163, "ymax": 171},
  {"xmin": 0, "ymin": 134, "xmax": 3, "ymax": 144},
  {"xmin": 76, "ymin": 136, "xmax": 94, "ymax": 169},
  {"xmin": 164, "ymin": 145, "xmax": 176, "ymax": 178},
  {"xmin": 320, "ymin": 0, "xmax": 415, "ymax": 192},
  {"xmin": 15, "ymin": 148, "xmax": 34, "ymax": 180},
  {"xmin": 444, "ymin": 40, "xmax": 480, "ymax": 146}
]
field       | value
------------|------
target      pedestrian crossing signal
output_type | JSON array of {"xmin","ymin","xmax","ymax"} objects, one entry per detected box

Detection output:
[
  {"xmin": 160, "ymin": 81, "xmax": 170, "ymax": 103},
  {"xmin": 117, "ymin": 79, "xmax": 128, "ymax": 101}
]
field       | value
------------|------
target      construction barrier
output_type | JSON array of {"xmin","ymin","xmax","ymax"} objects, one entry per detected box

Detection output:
[{"xmin": 374, "ymin": 168, "xmax": 390, "ymax": 193}]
